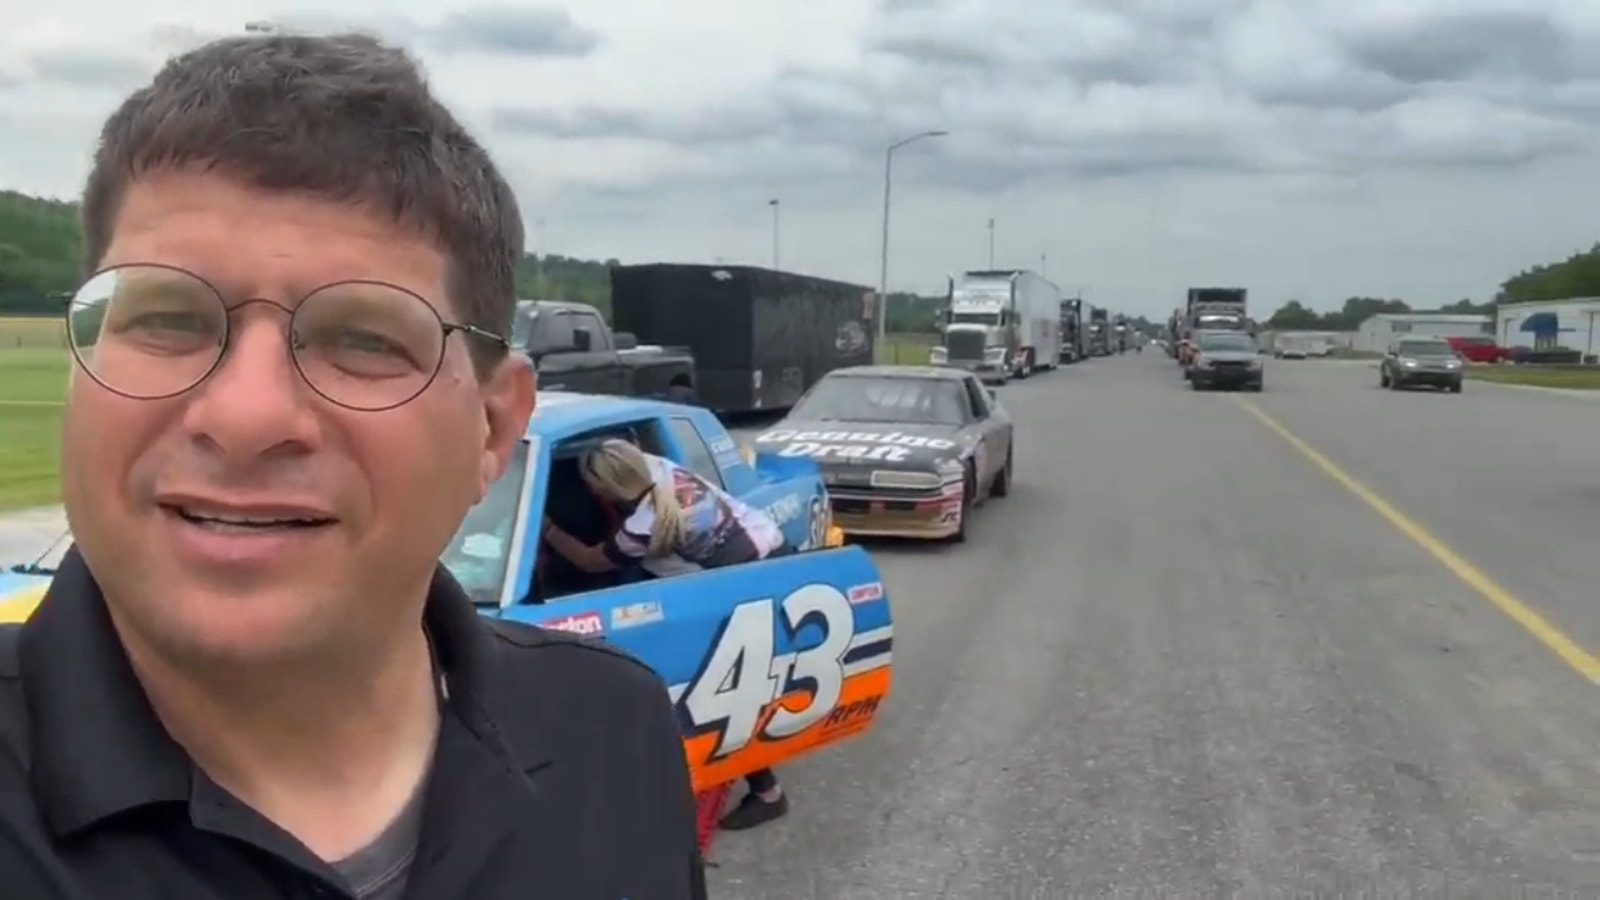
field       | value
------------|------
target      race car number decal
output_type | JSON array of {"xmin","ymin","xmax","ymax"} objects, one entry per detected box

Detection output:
[{"xmin": 679, "ymin": 583, "xmax": 854, "ymax": 760}]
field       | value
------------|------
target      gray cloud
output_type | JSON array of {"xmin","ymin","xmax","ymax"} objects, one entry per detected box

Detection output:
[
  {"xmin": 430, "ymin": 7, "xmax": 600, "ymax": 57},
  {"xmin": 202, "ymin": 6, "xmax": 600, "ymax": 59},
  {"xmin": 488, "ymin": 0, "xmax": 1600, "ymax": 202},
  {"xmin": 28, "ymin": 50, "xmax": 150, "ymax": 90},
  {"xmin": 1337, "ymin": 11, "xmax": 1579, "ymax": 86}
]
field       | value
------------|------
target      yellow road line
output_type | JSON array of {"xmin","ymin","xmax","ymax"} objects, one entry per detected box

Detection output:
[{"xmin": 1236, "ymin": 397, "xmax": 1600, "ymax": 685}]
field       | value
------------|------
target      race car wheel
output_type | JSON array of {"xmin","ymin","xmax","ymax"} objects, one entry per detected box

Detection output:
[{"xmin": 991, "ymin": 445, "xmax": 1012, "ymax": 498}]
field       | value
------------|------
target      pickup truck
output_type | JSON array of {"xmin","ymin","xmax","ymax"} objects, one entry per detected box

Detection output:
[{"xmin": 510, "ymin": 300, "xmax": 700, "ymax": 402}]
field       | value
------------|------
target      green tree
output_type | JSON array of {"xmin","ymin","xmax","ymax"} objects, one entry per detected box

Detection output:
[{"xmin": 1498, "ymin": 242, "xmax": 1600, "ymax": 304}]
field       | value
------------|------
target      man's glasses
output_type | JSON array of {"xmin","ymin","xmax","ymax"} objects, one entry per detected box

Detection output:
[{"xmin": 65, "ymin": 264, "xmax": 509, "ymax": 412}]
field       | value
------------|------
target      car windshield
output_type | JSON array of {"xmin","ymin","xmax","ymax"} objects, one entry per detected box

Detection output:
[
  {"xmin": 1197, "ymin": 333, "xmax": 1256, "ymax": 353},
  {"xmin": 440, "ymin": 441, "xmax": 531, "ymax": 607},
  {"xmin": 1398, "ymin": 341, "xmax": 1453, "ymax": 357},
  {"xmin": 793, "ymin": 376, "xmax": 968, "ymax": 425}
]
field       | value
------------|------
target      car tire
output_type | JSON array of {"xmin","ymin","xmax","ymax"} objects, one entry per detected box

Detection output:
[
  {"xmin": 1247, "ymin": 382, "xmax": 1263, "ymax": 392},
  {"xmin": 991, "ymin": 445, "xmax": 1013, "ymax": 498},
  {"xmin": 1379, "ymin": 370, "xmax": 1389, "ymax": 388},
  {"xmin": 1448, "ymin": 380, "xmax": 1463, "ymax": 394}
]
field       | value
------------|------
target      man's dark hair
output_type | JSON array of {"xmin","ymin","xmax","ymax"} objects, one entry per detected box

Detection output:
[{"xmin": 81, "ymin": 32, "xmax": 523, "ymax": 373}]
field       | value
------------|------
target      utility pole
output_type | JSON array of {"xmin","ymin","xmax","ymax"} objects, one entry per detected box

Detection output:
[
  {"xmin": 987, "ymin": 218, "xmax": 995, "ymax": 268},
  {"xmin": 877, "ymin": 129, "xmax": 948, "ymax": 351},
  {"xmin": 768, "ymin": 198, "xmax": 780, "ymax": 270}
]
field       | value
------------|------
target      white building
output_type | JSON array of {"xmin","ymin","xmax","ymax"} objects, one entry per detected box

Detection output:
[
  {"xmin": 1353, "ymin": 313, "xmax": 1492, "ymax": 353},
  {"xmin": 1494, "ymin": 298, "xmax": 1600, "ymax": 354}
]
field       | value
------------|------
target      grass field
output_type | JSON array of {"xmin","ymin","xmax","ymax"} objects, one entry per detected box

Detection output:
[
  {"xmin": 0, "ymin": 346, "xmax": 68, "ymax": 511},
  {"xmin": 1466, "ymin": 365, "xmax": 1600, "ymax": 390},
  {"xmin": 0, "ymin": 316, "xmax": 66, "ymax": 351},
  {"xmin": 877, "ymin": 332, "xmax": 937, "ymax": 365}
]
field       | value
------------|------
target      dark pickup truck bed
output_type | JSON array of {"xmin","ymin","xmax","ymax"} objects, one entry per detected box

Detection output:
[{"xmin": 510, "ymin": 299, "xmax": 698, "ymax": 401}]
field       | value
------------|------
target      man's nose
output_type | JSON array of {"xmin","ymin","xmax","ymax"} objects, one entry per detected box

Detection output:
[{"xmin": 179, "ymin": 310, "xmax": 322, "ymax": 458}]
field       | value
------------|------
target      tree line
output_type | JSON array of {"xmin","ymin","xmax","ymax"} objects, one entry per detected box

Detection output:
[{"xmin": 7, "ymin": 187, "xmax": 1596, "ymax": 332}]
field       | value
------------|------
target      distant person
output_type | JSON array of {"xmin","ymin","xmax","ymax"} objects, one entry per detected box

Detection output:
[
  {"xmin": 542, "ymin": 439, "xmax": 793, "ymax": 829},
  {"xmin": 0, "ymin": 31, "xmax": 704, "ymax": 900}
]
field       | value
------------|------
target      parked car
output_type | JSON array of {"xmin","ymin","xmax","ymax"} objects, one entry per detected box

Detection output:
[{"xmin": 1444, "ymin": 335, "xmax": 1508, "ymax": 364}]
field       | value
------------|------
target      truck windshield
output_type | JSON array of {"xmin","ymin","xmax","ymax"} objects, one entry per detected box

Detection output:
[
  {"xmin": 440, "ymin": 441, "xmax": 531, "ymax": 607},
  {"xmin": 1198, "ymin": 333, "xmax": 1256, "ymax": 352},
  {"xmin": 510, "ymin": 303, "xmax": 537, "ymax": 353}
]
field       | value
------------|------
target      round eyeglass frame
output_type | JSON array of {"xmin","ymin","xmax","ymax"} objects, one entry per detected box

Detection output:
[{"xmin": 63, "ymin": 262, "xmax": 511, "ymax": 412}]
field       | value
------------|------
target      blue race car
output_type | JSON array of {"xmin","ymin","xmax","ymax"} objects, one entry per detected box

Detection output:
[{"xmin": 2, "ymin": 391, "xmax": 895, "ymax": 794}]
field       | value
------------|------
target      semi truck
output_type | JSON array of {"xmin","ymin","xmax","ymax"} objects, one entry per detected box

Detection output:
[
  {"xmin": 930, "ymin": 269, "xmax": 1062, "ymax": 383},
  {"xmin": 1087, "ymin": 306, "xmax": 1111, "ymax": 356},
  {"xmin": 609, "ymin": 263, "xmax": 875, "ymax": 414},
  {"xmin": 1176, "ymin": 287, "xmax": 1251, "ymax": 366},
  {"xmin": 1112, "ymin": 314, "xmax": 1131, "ymax": 353},
  {"xmin": 1058, "ymin": 297, "xmax": 1084, "ymax": 363}
]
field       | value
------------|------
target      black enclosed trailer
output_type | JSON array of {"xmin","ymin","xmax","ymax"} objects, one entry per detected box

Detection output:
[{"xmin": 610, "ymin": 263, "xmax": 877, "ymax": 414}]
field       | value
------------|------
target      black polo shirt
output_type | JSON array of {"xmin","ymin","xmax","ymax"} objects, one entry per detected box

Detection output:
[{"xmin": 0, "ymin": 548, "xmax": 707, "ymax": 900}]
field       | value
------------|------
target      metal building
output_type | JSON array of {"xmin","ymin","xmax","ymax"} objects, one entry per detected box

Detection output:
[
  {"xmin": 1353, "ymin": 313, "xmax": 1492, "ymax": 353},
  {"xmin": 1494, "ymin": 298, "xmax": 1600, "ymax": 354}
]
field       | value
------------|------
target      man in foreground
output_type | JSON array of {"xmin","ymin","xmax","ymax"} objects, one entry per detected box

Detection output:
[{"xmin": 0, "ymin": 31, "xmax": 704, "ymax": 900}]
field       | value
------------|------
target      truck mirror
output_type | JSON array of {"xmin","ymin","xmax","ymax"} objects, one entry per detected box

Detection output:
[
  {"xmin": 985, "ymin": 388, "xmax": 998, "ymax": 401},
  {"xmin": 614, "ymin": 331, "xmax": 639, "ymax": 350}
]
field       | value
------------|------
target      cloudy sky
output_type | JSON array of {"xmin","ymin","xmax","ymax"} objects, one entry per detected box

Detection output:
[{"xmin": 6, "ymin": 0, "xmax": 1600, "ymax": 319}]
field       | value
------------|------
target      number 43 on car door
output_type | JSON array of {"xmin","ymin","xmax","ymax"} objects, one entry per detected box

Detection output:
[{"xmin": 670, "ymin": 579, "xmax": 892, "ymax": 789}]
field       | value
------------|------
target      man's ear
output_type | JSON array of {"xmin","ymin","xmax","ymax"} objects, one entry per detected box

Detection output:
[{"xmin": 479, "ymin": 353, "xmax": 536, "ymax": 492}]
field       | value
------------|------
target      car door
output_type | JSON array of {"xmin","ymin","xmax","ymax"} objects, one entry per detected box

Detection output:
[
  {"xmin": 960, "ymin": 374, "xmax": 1004, "ymax": 483},
  {"xmin": 486, "ymin": 424, "xmax": 894, "ymax": 791},
  {"xmin": 571, "ymin": 310, "xmax": 629, "ymax": 395}
]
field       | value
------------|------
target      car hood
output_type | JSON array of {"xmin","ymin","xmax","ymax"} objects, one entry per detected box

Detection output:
[
  {"xmin": 1198, "ymin": 350, "xmax": 1258, "ymax": 362},
  {"xmin": 751, "ymin": 420, "xmax": 967, "ymax": 470}
]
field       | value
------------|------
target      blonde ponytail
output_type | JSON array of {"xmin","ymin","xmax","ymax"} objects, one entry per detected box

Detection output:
[
  {"xmin": 643, "ymin": 477, "xmax": 686, "ymax": 558},
  {"xmin": 581, "ymin": 438, "xmax": 688, "ymax": 558}
]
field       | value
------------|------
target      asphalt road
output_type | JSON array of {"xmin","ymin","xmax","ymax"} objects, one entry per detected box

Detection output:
[
  {"xmin": 3, "ymin": 358, "xmax": 1597, "ymax": 895},
  {"xmin": 707, "ymin": 354, "xmax": 1600, "ymax": 897}
]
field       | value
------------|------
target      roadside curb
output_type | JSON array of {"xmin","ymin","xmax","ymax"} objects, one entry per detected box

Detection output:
[{"xmin": 1466, "ymin": 379, "xmax": 1600, "ymax": 399}]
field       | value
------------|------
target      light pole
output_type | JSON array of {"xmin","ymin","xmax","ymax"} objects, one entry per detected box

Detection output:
[
  {"xmin": 986, "ymin": 218, "xmax": 995, "ymax": 268},
  {"xmin": 768, "ymin": 198, "xmax": 780, "ymax": 270},
  {"xmin": 877, "ymin": 129, "xmax": 947, "ymax": 351}
]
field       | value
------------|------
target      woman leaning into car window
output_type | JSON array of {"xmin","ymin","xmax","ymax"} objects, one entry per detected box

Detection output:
[{"xmin": 539, "ymin": 438, "xmax": 794, "ymax": 829}]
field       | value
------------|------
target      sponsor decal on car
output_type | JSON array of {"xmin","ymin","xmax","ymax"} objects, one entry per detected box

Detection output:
[
  {"xmin": 541, "ymin": 611, "xmax": 604, "ymax": 636},
  {"xmin": 846, "ymin": 581, "xmax": 883, "ymax": 605},
  {"xmin": 754, "ymin": 429, "xmax": 956, "ymax": 463},
  {"xmin": 610, "ymin": 600, "xmax": 664, "ymax": 630}
]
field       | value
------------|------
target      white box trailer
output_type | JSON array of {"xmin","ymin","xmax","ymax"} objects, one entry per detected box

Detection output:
[{"xmin": 1012, "ymin": 270, "xmax": 1063, "ymax": 372}]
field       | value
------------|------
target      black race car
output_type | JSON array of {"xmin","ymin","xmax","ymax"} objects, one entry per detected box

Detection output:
[{"xmin": 750, "ymin": 365, "xmax": 1014, "ymax": 542}]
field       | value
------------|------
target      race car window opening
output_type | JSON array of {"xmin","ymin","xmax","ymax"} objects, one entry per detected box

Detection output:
[
  {"xmin": 537, "ymin": 420, "xmax": 671, "ymax": 600},
  {"xmin": 665, "ymin": 416, "xmax": 726, "ymax": 489},
  {"xmin": 961, "ymin": 377, "xmax": 990, "ymax": 420},
  {"xmin": 440, "ymin": 440, "xmax": 534, "ymax": 608},
  {"xmin": 792, "ymin": 376, "xmax": 968, "ymax": 426}
]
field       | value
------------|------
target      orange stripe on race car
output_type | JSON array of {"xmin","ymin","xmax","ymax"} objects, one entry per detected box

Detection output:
[{"xmin": 683, "ymin": 666, "xmax": 892, "ymax": 792}]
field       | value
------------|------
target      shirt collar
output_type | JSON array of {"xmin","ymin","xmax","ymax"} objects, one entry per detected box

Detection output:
[{"xmin": 19, "ymin": 545, "xmax": 498, "ymax": 838}]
